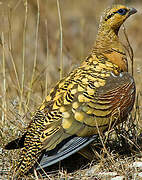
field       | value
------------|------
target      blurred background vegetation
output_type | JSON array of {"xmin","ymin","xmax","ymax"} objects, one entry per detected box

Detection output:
[{"xmin": 0, "ymin": 0, "xmax": 142, "ymax": 179}]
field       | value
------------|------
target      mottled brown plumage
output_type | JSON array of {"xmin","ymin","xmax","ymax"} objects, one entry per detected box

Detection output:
[{"xmin": 5, "ymin": 4, "xmax": 136, "ymax": 178}]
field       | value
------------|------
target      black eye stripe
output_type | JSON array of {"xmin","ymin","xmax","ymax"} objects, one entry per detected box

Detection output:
[
  {"xmin": 105, "ymin": 8, "xmax": 128, "ymax": 21},
  {"xmin": 105, "ymin": 11, "xmax": 117, "ymax": 21}
]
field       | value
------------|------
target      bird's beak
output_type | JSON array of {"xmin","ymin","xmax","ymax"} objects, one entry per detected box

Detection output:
[{"xmin": 128, "ymin": 8, "xmax": 137, "ymax": 17}]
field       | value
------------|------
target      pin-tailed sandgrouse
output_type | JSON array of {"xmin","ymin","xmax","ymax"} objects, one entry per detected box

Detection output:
[{"xmin": 5, "ymin": 4, "xmax": 136, "ymax": 178}]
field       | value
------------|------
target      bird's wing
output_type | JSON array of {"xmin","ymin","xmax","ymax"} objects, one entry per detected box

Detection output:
[
  {"xmin": 36, "ymin": 71, "xmax": 135, "ymax": 170},
  {"xmin": 36, "ymin": 134, "xmax": 98, "ymax": 170},
  {"xmin": 6, "ymin": 65, "xmax": 135, "ymax": 177}
]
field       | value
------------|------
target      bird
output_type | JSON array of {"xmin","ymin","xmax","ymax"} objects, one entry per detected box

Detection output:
[{"xmin": 4, "ymin": 4, "xmax": 136, "ymax": 179}]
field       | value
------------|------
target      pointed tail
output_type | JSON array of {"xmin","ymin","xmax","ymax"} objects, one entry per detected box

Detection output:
[{"xmin": 4, "ymin": 133, "xmax": 27, "ymax": 150}]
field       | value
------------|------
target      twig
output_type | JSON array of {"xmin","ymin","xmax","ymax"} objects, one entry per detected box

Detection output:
[
  {"xmin": 7, "ymin": 6, "xmax": 21, "ymax": 96},
  {"xmin": 8, "ymin": 7, "xmax": 13, "ymax": 53},
  {"xmin": 19, "ymin": 0, "xmax": 28, "ymax": 114},
  {"xmin": 94, "ymin": 118, "xmax": 115, "ymax": 165},
  {"xmin": 122, "ymin": 24, "xmax": 134, "ymax": 76},
  {"xmin": 1, "ymin": 33, "xmax": 6, "ymax": 124},
  {"xmin": 56, "ymin": 0, "xmax": 63, "ymax": 79},
  {"xmin": 13, "ymin": 0, "xmax": 22, "ymax": 12},
  {"xmin": 134, "ymin": 93, "xmax": 140, "ymax": 123},
  {"xmin": 26, "ymin": 0, "xmax": 40, "ymax": 109},
  {"xmin": 45, "ymin": 20, "xmax": 49, "ymax": 98}
]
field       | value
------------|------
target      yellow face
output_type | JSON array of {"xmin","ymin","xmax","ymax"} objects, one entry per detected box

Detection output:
[{"xmin": 103, "ymin": 5, "xmax": 137, "ymax": 30}]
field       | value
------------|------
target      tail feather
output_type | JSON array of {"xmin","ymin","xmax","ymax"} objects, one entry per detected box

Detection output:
[
  {"xmin": 4, "ymin": 133, "xmax": 27, "ymax": 150},
  {"xmin": 15, "ymin": 143, "xmax": 42, "ymax": 178}
]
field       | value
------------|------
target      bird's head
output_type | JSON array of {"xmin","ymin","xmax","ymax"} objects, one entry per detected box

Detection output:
[
  {"xmin": 95, "ymin": 4, "xmax": 137, "ymax": 52},
  {"xmin": 101, "ymin": 4, "xmax": 137, "ymax": 33}
]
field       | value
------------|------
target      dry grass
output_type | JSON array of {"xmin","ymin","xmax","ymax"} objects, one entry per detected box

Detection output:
[{"xmin": 0, "ymin": 0, "xmax": 142, "ymax": 179}]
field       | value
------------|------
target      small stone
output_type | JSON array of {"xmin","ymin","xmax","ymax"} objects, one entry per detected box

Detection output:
[
  {"xmin": 111, "ymin": 176, "xmax": 124, "ymax": 180},
  {"xmin": 132, "ymin": 161, "xmax": 142, "ymax": 168},
  {"xmin": 85, "ymin": 166, "xmax": 98, "ymax": 176},
  {"xmin": 98, "ymin": 171, "xmax": 117, "ymax": 177},
  {"xmin": 0, "ymin": 147, "xmax": 3, "ymax": 154},
  {"xmin": 133, "ymin": 172, "xmax": 142, "ymax": 179},
  {"xmin": 138, "ymin": 172, "xmax": 142, "ymax": 177}
]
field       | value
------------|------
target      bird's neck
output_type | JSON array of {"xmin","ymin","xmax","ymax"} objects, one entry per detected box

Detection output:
[
  {"xmin": 93, "ymin": 23, "xmax": 128, "ymax": 72},
  {"xmin": 94, "ymin": 23, "xmax": 122, "ymax": 51}
]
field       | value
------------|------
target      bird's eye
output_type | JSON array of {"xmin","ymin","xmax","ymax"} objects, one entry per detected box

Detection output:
[{"xmin": 117, "ymin": 8, "xmax": 128, "ymax": 15}]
